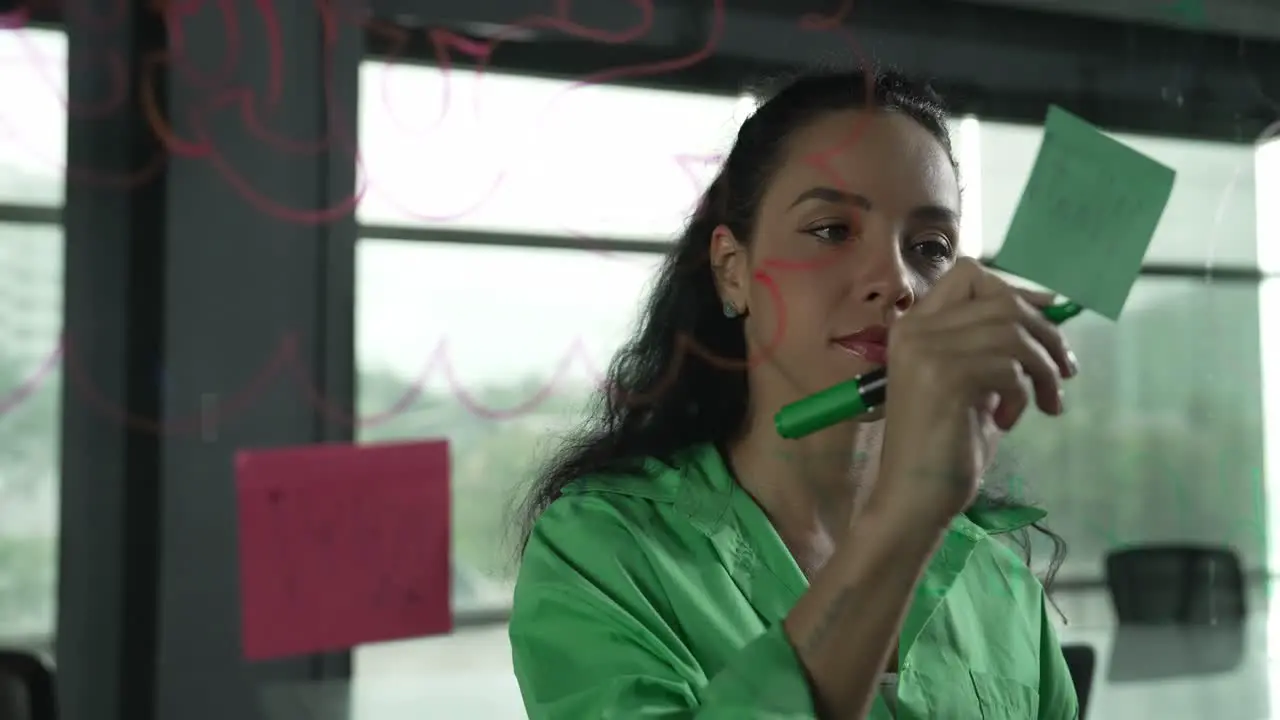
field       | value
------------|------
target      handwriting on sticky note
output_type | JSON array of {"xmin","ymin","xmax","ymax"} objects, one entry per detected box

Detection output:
[
  {"xmin": 992, "ymin": 106, "xmax": 1176, "ymax": 320},
  {"xmin": 237, "ymin": 440, "xmax": 451, "ymax": 660}
]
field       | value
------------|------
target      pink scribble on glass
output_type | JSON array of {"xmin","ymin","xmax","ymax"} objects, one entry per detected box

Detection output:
[
  {"xmin": 0, "ymin": 1, "xmax": 894, "ymax": 430},
  {"xmin": 0, "ymin": 7, "xmax": 28, "ymax": 29}
]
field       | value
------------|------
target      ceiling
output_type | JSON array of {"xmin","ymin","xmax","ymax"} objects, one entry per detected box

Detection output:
[
  {"xmin": 954, "ymin": 0, "xmax": 1280, "ymax": 41},
  {"xmin": 16, "ymin": 0, "xmax": 1278, "ymax": 142}
]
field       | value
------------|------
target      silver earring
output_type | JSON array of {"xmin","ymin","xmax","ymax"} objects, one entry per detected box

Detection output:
[{"xmin": 722, "ymin": 301, "xmax": 739, "ymax": 318}]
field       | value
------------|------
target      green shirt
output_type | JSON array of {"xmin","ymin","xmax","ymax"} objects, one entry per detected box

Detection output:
[{"xmin": 510, "ymin": 444, "xmax": 1079, "ymax": 719}]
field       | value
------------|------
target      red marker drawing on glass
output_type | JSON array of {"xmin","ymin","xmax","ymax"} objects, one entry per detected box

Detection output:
[{"xmin": 0, "ymin": 2, "xmax": 891, "ymax": 432}]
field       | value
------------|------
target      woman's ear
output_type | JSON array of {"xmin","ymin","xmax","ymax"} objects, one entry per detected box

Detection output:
[{"xmin": 709, "ymin": 224, "xmax": 749, "ymax": 316}]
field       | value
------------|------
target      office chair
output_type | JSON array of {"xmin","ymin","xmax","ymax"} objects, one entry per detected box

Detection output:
[
  {"xmin": 0, "ymin": 649, "xmax": 56, "ymax": 720},
  {"xmin": 1104, "ymin": 544, "xmax": 1246, "ymax": 682},
  {"xmin": 1061, "ymin": 644, "xmax": 1095, "ymax": 719},
  {"xmin": 1104, "ymin": 544, "xmax": 1246, "ymax": 625}
]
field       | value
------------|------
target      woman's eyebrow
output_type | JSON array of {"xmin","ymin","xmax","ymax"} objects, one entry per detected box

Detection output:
[
  {"xmin": 788, "ymin": 186, "xmax": 873, "ymax": 211},
  {"xmin": 789, "ymin": 187, "xmax": 959, "ymax": 226}
]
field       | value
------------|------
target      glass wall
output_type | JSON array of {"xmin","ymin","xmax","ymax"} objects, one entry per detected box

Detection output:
[
  {"xmin": 2, "ymin": 13, "xmax": 1271, "ymax": 719},
  {"xmin": 0, "ymin": 27, "xmax": 65, "ymax": 643},
  {"xmin": 977, "ymin": 120, "xmax": 1269, "ymax": 580}
]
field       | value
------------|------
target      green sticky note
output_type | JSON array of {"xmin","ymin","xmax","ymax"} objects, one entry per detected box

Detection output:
[{"xmin": 992, "ymin": 106, "xmax": 1176, "ymax": 320}]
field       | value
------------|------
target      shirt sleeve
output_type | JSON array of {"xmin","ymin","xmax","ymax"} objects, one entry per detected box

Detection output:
[
  {"xmin": 508, "ymin": 495, "xmax": 818, "ymax": 720},
  {"xmin": 1037, "ymin": 596, "xmax": 1081, "ymax": 720}
]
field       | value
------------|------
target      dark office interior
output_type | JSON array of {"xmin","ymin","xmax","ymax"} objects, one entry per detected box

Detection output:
[{"xmin": 0, "ymin": 0, "xmax": 1278, "ymax": 717}]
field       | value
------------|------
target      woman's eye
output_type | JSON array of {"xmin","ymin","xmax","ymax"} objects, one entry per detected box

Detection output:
[
  {"xmin": 807, "ymin": 224, "xmax": 853, "ymax": 244},
  {"xmin": 911, "ymin": 232, "xmax": 955, "ymax": 261}
]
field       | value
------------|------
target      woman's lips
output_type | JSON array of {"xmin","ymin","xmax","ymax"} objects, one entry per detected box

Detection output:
[
  {"xmin": 833, "ymin": 325, "xmax": 889, "ymax": 365},
  {"xmin": 834, "ymin": 339, "xmax": 888, "ymax": 364}
]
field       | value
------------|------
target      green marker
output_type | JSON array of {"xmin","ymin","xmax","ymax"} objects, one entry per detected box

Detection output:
[
  {"xmin": 775, "ymin": 300, "xmax": 1084, "ymax": 439},
  {"xmin": 1041, "ymin": 300, "xmax": 1084, "ymax": 325}
]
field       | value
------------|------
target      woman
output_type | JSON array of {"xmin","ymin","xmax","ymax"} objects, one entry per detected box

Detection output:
[{"xmin": 509, "ymin": 69, "xmax": 1080, "ymax": 719}]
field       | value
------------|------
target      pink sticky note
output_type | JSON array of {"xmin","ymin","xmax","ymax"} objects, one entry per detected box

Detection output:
[
  {"xmin": 0, "ymin": 8, "xmax": 29, "ymax": 29},
  {"xmin": 236, "ymin": 439, "xmax": 451, "ymax": 660}
]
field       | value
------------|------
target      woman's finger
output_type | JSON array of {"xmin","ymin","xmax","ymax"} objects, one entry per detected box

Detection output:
[
  {"xmin": 914, "ymin": 293, "xmax": 1077, "ymax": 379},
  {"xmin": 926, "ymin": 324, "xmax": 1064, "ymax": 418},
  {"xmin": 943, "ymin": 355, "xmax": 1032, "ymax": 431}
]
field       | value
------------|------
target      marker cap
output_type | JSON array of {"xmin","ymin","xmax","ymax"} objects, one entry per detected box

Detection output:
[
  {"xmin": 774, "ymin": 380, "xmax": 868, "ymax": 439},
  {"xmin": 1041, "ymin": 300, "xmax": 1084, "ymax": 325}
]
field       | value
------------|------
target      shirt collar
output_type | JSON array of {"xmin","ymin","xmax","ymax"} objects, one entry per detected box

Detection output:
[
  {"xmin": 964, "ymin": 499, "xmax": 1048, "ymax": 535},
  {"xmin": 673, "ymin": 442, "xmax": 1048, "ymax": 535}
]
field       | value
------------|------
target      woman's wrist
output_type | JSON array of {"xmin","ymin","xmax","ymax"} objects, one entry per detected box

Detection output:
[
  {"xmin": 860, "ymin": 468, "xmax": 965, "ymax": 535},
  {"xmin": 849, "ymin": 485, "xmax": 952, "ymax": 562}
]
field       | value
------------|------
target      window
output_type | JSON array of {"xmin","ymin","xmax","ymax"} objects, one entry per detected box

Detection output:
[
  {"xmin": 356, "ymin": 59, "xmax": 974, "ymax": 244},
  {"xmin": 0, "ymin": 223, "xmax": 63, "ymax": 639},
  {"xmin": 356, "ymin": 62, "xmax": 749, "ymax": 240},
  {"xmin": 353, "ymin": 239, "xmax": 660, "ymax": 707},
  {"xmin": 1258, "ymin": 135, "xmax": 1280, "ymax": 273},
  {"xmin": 1000, "ymin": 278, "xmax": 1265, "ymax": 579},
  {"xmin": 350, "ymin": 625, "xmax": 523, "ymax": 715},
  {"xmin": 0, "ymin": 26, "xmax": 64, "ymax": 644},
  {"xmin": 975, "ymin": 124, "xmax": 1272, "ymax": 580},
  {"xmin": 0, "ymin": 29, "xmax": 66, "ymax": 207},
  {"xmin": 977, "ymin": 121, "xmax": 1260, "ymax": 266},
  {"xmin": 355, "ymin": 239, "xmax": 663, "ymax": 599}
]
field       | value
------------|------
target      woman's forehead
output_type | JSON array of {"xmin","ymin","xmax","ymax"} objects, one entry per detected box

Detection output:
[{"xmin": 766, "ymin": 109, "xmax": 960, "ymax": 210}]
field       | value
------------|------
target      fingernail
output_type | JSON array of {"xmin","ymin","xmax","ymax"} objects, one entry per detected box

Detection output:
[
  {"xmin": 1057, "ymin": 389, "xmax": 1067, "ymax": 414},
  {"xmin": 1066, "ymin": 350, "xmax": 1079, "ymax": 377}
]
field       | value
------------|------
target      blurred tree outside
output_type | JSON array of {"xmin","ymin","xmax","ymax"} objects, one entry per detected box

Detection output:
[
  {"xmin": 1003, "ymin": 284, "xmax": 1265, "ymax": 579},
  {"xmin": 0, "ymin": 163, "xmax": 65, "ymax": 633},
  {"xmin": 0, "ymin": 348, "xmax": 60, "ymax": 634},
  {"xmin": 0, "ymin": 317, "xmax": 1261, "ymax": 628},
  {"xmin": 357, "ymin": 368, "xmax": 589, "ymax": 603}
]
